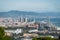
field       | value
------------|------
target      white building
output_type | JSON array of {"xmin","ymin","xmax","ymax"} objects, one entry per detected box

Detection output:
[
  {"xmin": 29, "ymin": 29, "xmax": 38, "ymax": 33},
  {"xmin": 5, "ymin": 29, "xmax": 23, "ymax": 34},
  {"xmin": 57, "ymin": 27, "xmax": 60, "ymax": 30}
]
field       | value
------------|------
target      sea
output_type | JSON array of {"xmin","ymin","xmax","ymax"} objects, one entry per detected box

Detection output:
[{"xmin": 35, "ymin": 18, "xmax": 60, "ymax": 27}]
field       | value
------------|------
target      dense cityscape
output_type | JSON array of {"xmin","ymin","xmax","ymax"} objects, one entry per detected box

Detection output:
[{"xmin": 0, "ymin": 16, "xmax": 60, "ymax": 40}]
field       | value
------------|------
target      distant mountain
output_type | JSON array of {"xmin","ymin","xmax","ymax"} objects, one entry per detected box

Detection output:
[{"xmin": 0, "ymin": 10, "xmax": 60, "ymax": 17}]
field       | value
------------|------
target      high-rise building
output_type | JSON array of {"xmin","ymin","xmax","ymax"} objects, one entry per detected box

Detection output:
[{"xmin": 25, "ymin": 18, "xmax": 28, "ymax": 22}]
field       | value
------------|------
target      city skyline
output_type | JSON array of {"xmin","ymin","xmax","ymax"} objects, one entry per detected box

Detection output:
[{"xmin": 0, "ymin": 0, "xmax": 60, "ymax": 12}]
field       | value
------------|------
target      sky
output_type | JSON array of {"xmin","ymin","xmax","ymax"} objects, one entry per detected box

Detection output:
[{"xmin": 0, "ymin": 0, "xmax": 60, "ymax": 12}]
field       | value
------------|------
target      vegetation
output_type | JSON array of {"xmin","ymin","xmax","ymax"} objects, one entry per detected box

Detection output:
[
  {"xmin": 0, "ymin": 27, "xmax": 11, "ymax": 40},
  {"xmin": 32, "ymin": 37, "xmax": 59, "ymax": 40}
]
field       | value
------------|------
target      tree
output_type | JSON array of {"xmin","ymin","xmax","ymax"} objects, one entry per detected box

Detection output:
[
  {"xmin": 32, "ymin": 37, "xmax": 58, "ymax": 40},
  {"xmin": 0, "ymin": 27, "xmax": 11, "ymax": 40},
  {"xmin": 0, "ymin": 27, "xmax": 5, "ymax": 40}
]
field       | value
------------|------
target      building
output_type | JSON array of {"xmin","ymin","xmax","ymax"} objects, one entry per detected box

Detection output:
[
  {"xmin": 5, "ymin": 29, "xmax": 23, "ymax": 34},
  {"xmin": 23, "ymin": 33, "xmax": 38, "ymax": 37}
]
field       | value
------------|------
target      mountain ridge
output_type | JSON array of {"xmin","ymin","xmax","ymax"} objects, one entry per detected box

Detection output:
[{"xmin": 0, "ymin": 10, "xmax": 60, "ymax": 17}]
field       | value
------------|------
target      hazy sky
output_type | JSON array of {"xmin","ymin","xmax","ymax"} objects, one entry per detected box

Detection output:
[{"xmin": 0, "ymin": 0, "xmax": 60, "ymax": 12}]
